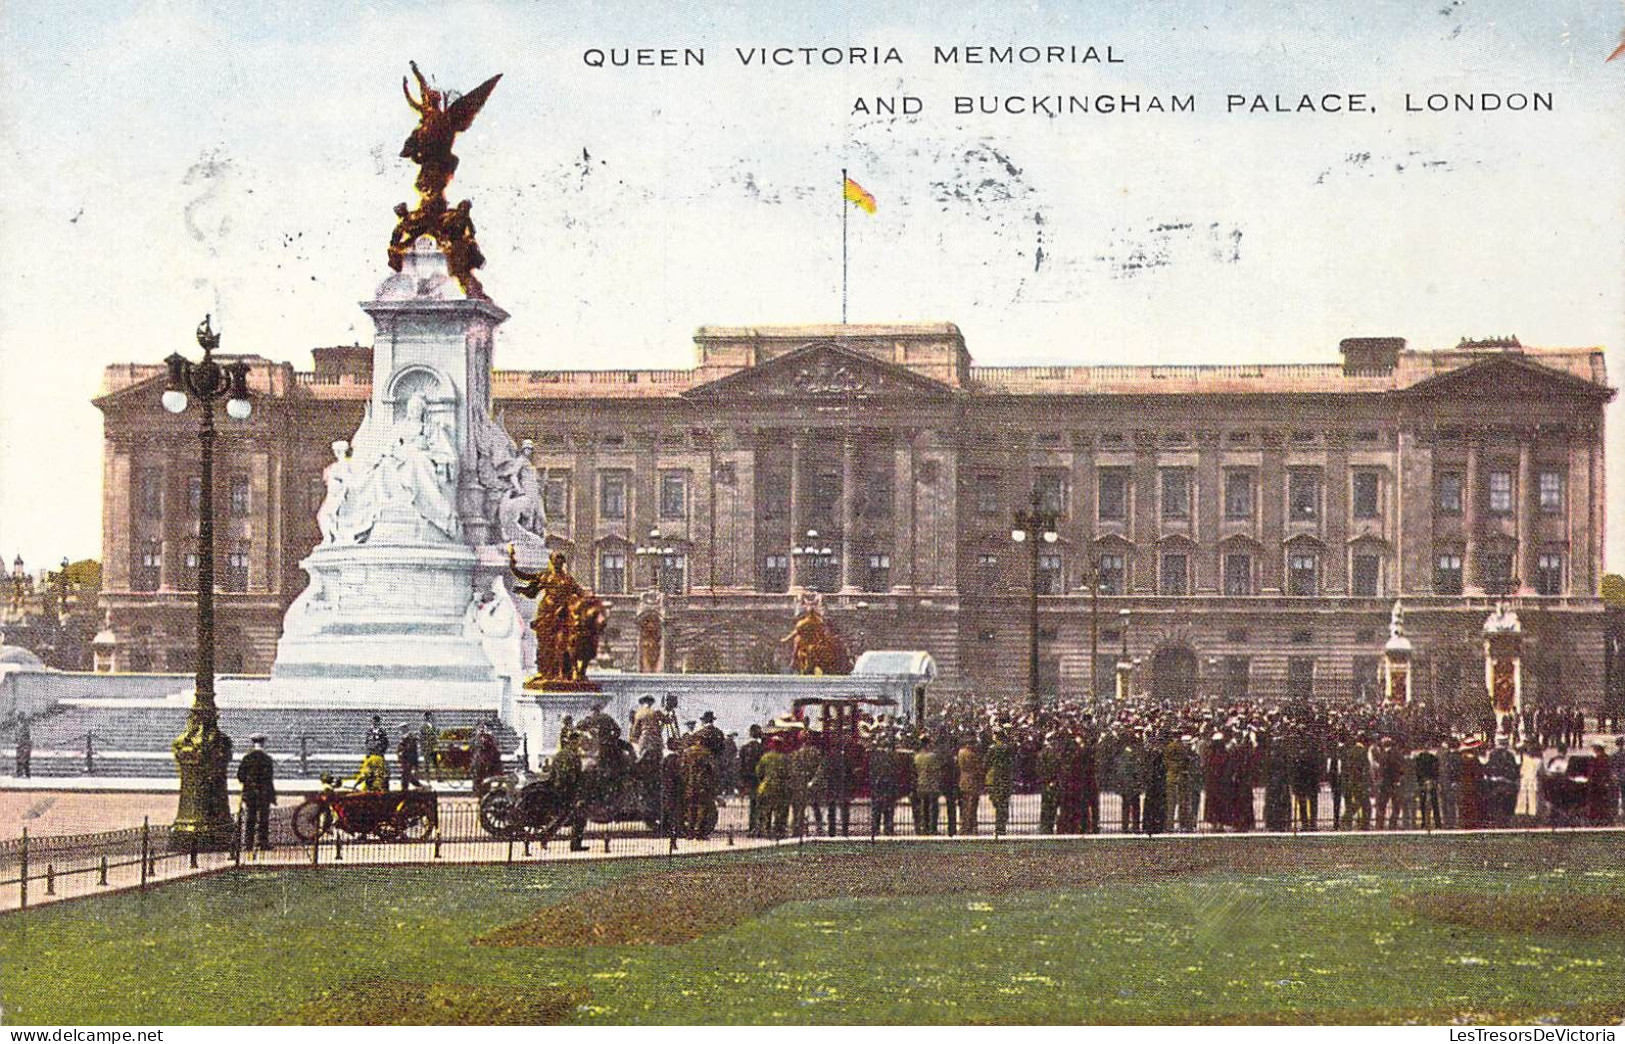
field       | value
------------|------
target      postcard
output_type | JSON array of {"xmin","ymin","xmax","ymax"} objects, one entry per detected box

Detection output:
[{"xmin": 0, "ymin": 0, "xmax": 1621, "ymax": 1031}]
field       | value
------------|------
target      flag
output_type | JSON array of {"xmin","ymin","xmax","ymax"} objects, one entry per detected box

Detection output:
[{"xmin": 843, "ymin": 176, "xmax": 877, "ymax": 214}]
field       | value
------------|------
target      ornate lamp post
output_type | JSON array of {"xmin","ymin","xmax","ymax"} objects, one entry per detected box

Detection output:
[
  {"xmin": 1078, "ymin": 556, "xmax": 1105, "ymax": 697},
  {"xmin": 54, "ymin": 557, "xmax": 70, "ymax": 625},
  {"xmin": 791, "ymin": 528, "xmax": 832, "ymax": 591},
  {"xmin": 1012, "ymin": 490, "xmax": 1059, "ymax": 711},
  {"xmin": 635, "ymin": 526, "xmax": 675, "ymax": 594},
  {"xmin": 161, "ymin": 315, "xmax": 251, "ymax": 850},
  {"xmin": 1116, "ymin": 607, "xmax": 1132, "ymax": 700},
  {"xmin": 8, "ymin": 555, "xmax": 23, "ymax": 615}
]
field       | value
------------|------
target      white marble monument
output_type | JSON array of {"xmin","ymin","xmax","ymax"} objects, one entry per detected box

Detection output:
[{"xmin": 270, "ymin": 239, "xmax": 542, "ymax": 709}]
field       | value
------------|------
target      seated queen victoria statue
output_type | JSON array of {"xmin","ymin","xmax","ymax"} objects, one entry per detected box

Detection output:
[
  {"xmin": 384, "ymin": 392, "xmax": 458, "ymax": 538},
  {"xmin": 314, "ymin": 391, "xmax": 459, "ymax": 545}
]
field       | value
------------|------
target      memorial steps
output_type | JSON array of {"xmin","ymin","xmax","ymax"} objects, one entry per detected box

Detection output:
[{"xmin": 2, "ymin": 702, "xmax": 518, "ymax": 780}]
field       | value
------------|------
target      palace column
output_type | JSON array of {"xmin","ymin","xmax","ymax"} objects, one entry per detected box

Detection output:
[
  {"xmin": 788, "ymin": 431, "xmax": 802, "ymax": 588},
  {"xmin": 1463, "ymin": 435, "xmax": 1480, "ymax": 595},
  {"xmin": 840, "ymin": 430, "xmax": 856, "ymax": 592},
  {"xmin": 1516, "ymin": 435, "xmax": 1534, "ymax": 595}
]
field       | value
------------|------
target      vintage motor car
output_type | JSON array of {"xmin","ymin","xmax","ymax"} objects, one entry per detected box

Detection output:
[{"xmin": 291, "ymin": 776, "xmax": 439, "ymax": 842}]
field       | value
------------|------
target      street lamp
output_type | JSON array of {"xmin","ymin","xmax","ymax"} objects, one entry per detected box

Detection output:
[
  {"xmin": 791, "ymin": 528, "xmax": 832, "ymax": 591},
  {"xmin": 635, "ymin": 526, "xmax": 675, "ymax": 593},
  {"xmin": 1012, "ymin": 489, "xmax": 1060, "ymax": 711},
  {"xmin": 1116, "ymin": 607, "xmax": 1132, "ymax": 700},
  {"xmin": 161, "ymin": 315, "xmax": 251, "ymax": 851},
  {"xmin": 9, "ymin": 555, "xmax": 23, "ymax": 614},
  {"xmin": 1079, "ymin": 557, "xmax": 1105, "ymax": 698},
  {"xmin": 55, "ymin": 556, "xmax": 70, "ymax": 626}
]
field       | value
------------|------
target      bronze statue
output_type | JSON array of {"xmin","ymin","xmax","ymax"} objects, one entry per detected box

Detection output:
[
  {"xmin": 390, "ymin": 62, "xmax": 501, "ymax": 298},
  {"xmin": 508, "ymin": 545, "xmax": 606, "ymax": 689},
  {"xmin": 782, "ymin": 606, "xmax": 851, "ymax": 676}
]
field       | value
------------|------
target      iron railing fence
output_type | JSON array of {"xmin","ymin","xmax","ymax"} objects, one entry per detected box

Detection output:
[{"xmin": 3, "ymin": 776, "xmax": 1613, "ymax": 913}]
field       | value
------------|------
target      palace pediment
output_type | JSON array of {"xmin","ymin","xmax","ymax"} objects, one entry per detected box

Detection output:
[
  {"xmin": 1399, "ymin": 354, "xmax": 1613, "ymax": 404},
  {"xmin": 683, "ymin": 341, "xmax": 959, "ymax": 403}
]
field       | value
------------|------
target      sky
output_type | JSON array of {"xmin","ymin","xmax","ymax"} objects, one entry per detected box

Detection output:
[{"xmin": 0, "ymin": 0, "xmax": 1621, "ymax": 574}]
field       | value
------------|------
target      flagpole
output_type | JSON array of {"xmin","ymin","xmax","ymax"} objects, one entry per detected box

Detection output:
[{"xmin": 841, "ymin": 167, "xmax": 848, "ymax": 325}]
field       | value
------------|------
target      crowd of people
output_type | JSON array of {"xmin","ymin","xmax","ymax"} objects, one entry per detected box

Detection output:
[
  {"xmin": 711, "ymin": 694, "xmax": 1623, "ymax": 838},
  {"xmin": 307, "ymin": 696, "xmax": 1622, "ymax": 844}
]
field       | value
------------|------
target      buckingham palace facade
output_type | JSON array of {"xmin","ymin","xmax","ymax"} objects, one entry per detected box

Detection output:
[{"xmin": 94, "ymin": 324, "xmax": 1614, "ymax": 714}]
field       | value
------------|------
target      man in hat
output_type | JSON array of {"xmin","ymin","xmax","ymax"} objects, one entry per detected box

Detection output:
[
  {"xmin": 1374, "ymin": 736, "xmax": 1406, "ymax": 830},
  {"xmin": 984, "ymin": 729, "xmax": 1016, "ymax": 835},
  {"xmin": 631, "ymin": 695, "xmax": 666, "ymax": 759},
  {"xmin": 868, "ymin": 730, "xmax": 906, "ymax": 836},
  {"xmin": 738, "ymin": 724, "xmax": 765, "ymax": 836},
  {"xmin": 912, "ymin": 735, "xmax": 945, "ymax": 835},
  {"xmin": 396, "ymin": 723, "xmax": 422, "ymax": 790},
  {"xmin": 580, "ymin": 702, "xmax": 621, "ymax": 747},
  {"xmin": 754, "ymin": 733, "xmax": 791, "ymax": 839},
  {"xmin": 418, "ymin": 711, "xmax": 439, "ymax": 782},
  {"xmin": 364, "ymin": 714, "xmax": 389, "ymax": 758},
  {"xmin": 237, "ymin": 733, "xmax": 276, "ymax": 850},
  {"xmin": 695, "ymin": 710, "xmax": 727, "ymax": 761},
  {"xmin": 1585, "ymin": 742, "xmax": 1615, "ymax": 826},
  {"xmin": 13, "ymin": 715, "xmax": 30, "ymax": 778},
  {"xmin": 1614, "ymin": 736, "xmax": 1625, "ymax": 822},
  {"xmin": 1164, "ymin": 734, "xmax": 1192, "ymax": 832}
]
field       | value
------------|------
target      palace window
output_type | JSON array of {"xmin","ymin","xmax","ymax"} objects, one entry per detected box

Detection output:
[
  {"xmin": 1097, "ymin": 553, "xmax": 1126, "ymax": 595},
  {"xmin": 1488, "ymin": 471, "xmax": 1513, "ymax": 515},
  {"xmin": 1287, "ymin": 656, "xmax": 1316, "ymax": 700},
  {"xmin": 1352, "ymin": 471, "xmax": 1380, "ymax": 520},
  {"xmin": 138, "ymin": 470, "xmax": 164, "ymax": 519},
  {"xmin": 1224, "ymin": 470, "xmax": 1253, "ymax": 521},
  {"xmin": 810, "ymin": 470, "xmax": 841, "ymax": 524},
  {"xmin": 1160, "ymin": 469, "xmax": 1191, "ymax": 521},
  {"xmin": 859, "ymin": 466, "xmax": 893, "ymax": 520},
  {"xmin": 1287, "ymin": 552, "xmax": 1318, "ymax": 596},
  {"xmin": 224, "ymin": 543, "xmax": 250, "ymax": 592},
  {"xmin": 974, "ymin": 474, "xmax": 1000, "ymax": 517},
  {"xmin": 1224, "ymin": 657, "xmax": 1251, "ymax": 701},
  {"xmin": 659, "ymin": 471, "xmax": 687, "ymax": 520},
  {"xmin": 763, "ymin": 471, "xmax": 789, "ymax": 519},
  {"xmin": 805, "ymin": 552, "xmax": 840, "ymax": 594},
  {"xmin": 1434, "ymin": 552, "xmax": 1463, "ymax": 595},
  {"xmin": 977, "ymin": 553, "xmax": 1000, "ymax": 588},
  {"xmin": 1223, "ymin": 552, "xmax": 1253, "ymax": 596},
  {"xmin": 1535, "ymin": 553, "xmax": 1563, "ymax": 596},
  {"xmin": 762, "ymin": 554, "xmax": 789, "ymax": 594},
  {"xmin": 598, "ymin": 550, "xmax": 626, "ymax": 594},
  {"xmin": 598, "ymin": 471, "xmax": 628, "ymax": 520},
  {"xmin": 1159, "ymin": 552, "xmax": 1189, "ymax": 596},
  {"xmin": 1093, "ymin": 655, "xmax": 1117, "ymax": 698},
  {"xmin": 134, "ymin": 541, "xmax": 161, "ymax": 592},
  {"xmin": 187, "ymin": 476, "xmax": 202, "ymax": 514},
  {"xmin": 1538, "ymin": 471, "xmax": 1564, "ymax": 513},
  {"xmin": 1353, "ymin": 656, "xmax": 1381, "ymax": 702},
  {"xmin": 1436, "ymin": 472, "xmax": 1463, "ymax": 515},
  {"xmin": 228, "ymin": 474, "xmax": 251, "ymax": 517},
  {"xmin": 658, "ymin": 553, "xmax": 687, "ymax": 596},
  {"xmin": 1351, "ymin": 553, "xmax": 1381, "ymax": 597},
  {"xmin": 1097, "ymin": 469, "xmax": 1128, "ymax": 521},
  {"xmin": 1034, "ymin": 470, "xmax": 1067, "ymax": 517},
  {"xmin": 1037, "ymin": 553, "xmax": 1063, "ymax": 595},
  {"xmin": 542, "ymin": 471, "xmax": 570, "ymax": 521},
  {"xmin": 1288, "ymin": 469, "xmax": 1320, "ymax": 522},
  {"xmin": 865, "ymin": 553, "xmax": 891, "ymax": 592},
  {"xmin": 1481, "ymin": 552, "xmax": 1516, "ymax": 595}
]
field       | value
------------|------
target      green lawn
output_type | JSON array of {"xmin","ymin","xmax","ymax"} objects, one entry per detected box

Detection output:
[{"xmin": 1, "ymin": 839, "xmax": 1622, "ymax": 1025}]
